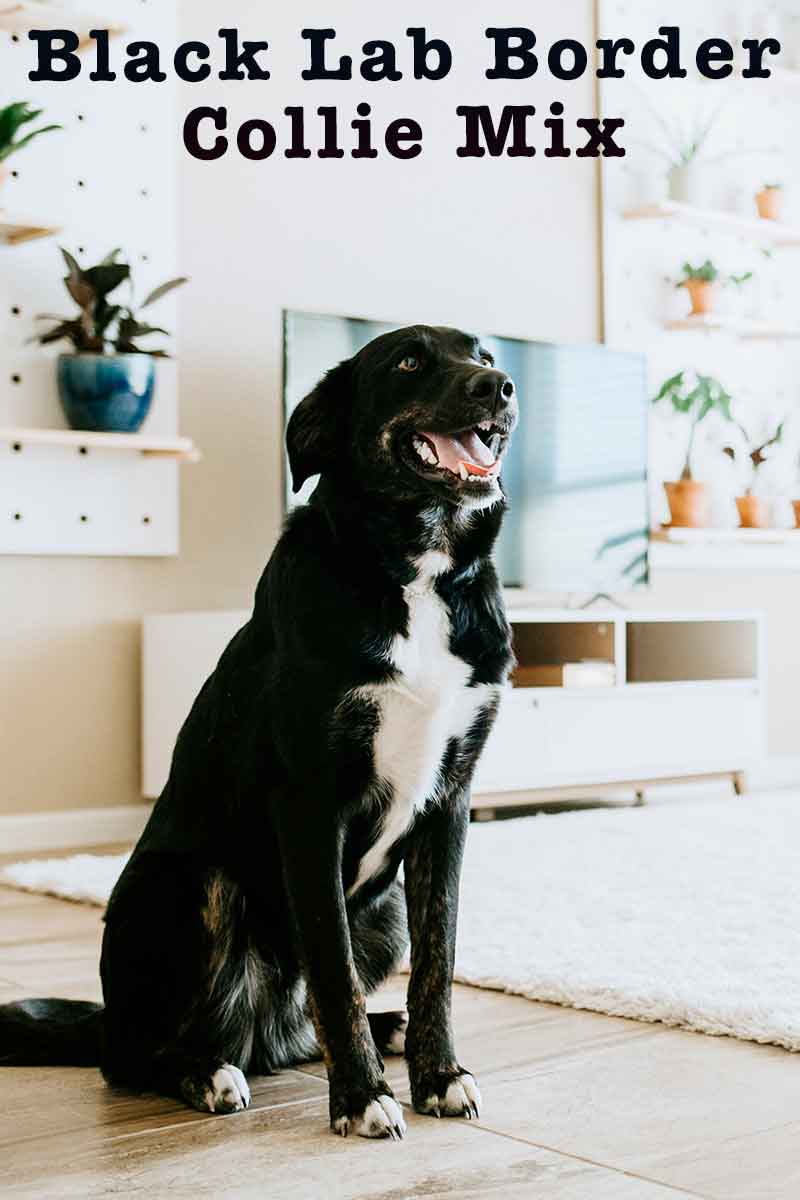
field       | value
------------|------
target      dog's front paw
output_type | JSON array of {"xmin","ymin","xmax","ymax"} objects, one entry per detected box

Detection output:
[
  {"xmin": 412, "ymin": 1069, "xmax": 481, "ymax": 1120},
  {"xmin": 181, "ymin": 1063, "xmax": 251, "ymax": 1114},
  {"xmin": 331, "ymin": 1091, "xmax": 406, "ymax": 1140}
]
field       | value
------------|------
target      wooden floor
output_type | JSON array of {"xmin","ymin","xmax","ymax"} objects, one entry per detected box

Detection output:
[{"xmin": 2, "ymin": 859, "xmax": 800, "ymax": 1199}]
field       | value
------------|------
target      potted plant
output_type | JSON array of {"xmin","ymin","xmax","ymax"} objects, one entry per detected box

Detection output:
[
  {"xmin": 0, "ymin": 101, "xmax": 61, "ymax": 190},
  {"xmin": 34, "ymin": 248, "xmax": 187, "ymax": 433},
  {"xmin": 676, "ymin": 260, "xmax": 719, "ymax": 315},
  {"xmin": 756, "ymin": 182, "xmax": 783, "ymax": 221},
  {"xmin": 635, "ymin": 102, "xmax": 726, "ymax": 204},
  {"xmin": 653, "ymin": 370, "xmax": 733, "ymax": 527},
  {"xmin": 723, "ymin": 422, "xmax": 784, "ymax": 528},
  {"xmin": 675, "ymin": 262, "xmax": 754, "ymax": 318}
]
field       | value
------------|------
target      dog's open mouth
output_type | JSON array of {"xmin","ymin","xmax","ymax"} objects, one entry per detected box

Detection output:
[{"xmin": 403, "ymin": 420, "xmax": 506, "ymax": 485}]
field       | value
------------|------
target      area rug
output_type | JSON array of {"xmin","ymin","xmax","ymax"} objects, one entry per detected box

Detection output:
[{"xmin": 3, "ymin": 793, "xmax": 800, "ymax": 1050}]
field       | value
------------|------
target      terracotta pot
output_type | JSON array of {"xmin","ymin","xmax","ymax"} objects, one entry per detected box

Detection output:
[
  {"xmin": 792, "ymin": 500, "xmax": 800, "ymax": 528},
  {"xmin": 664, "ymin": 480, "xmax": 710, "ymax": 528},
  {"xmin": 736, "ymin": 494, "xmax": 771, "ymax": 529},
  {"xmin": 683, "ymin": 279, "xmax": 715, "ymax": 316},
  {"xmin": 756, "ymin": 187, "xmax": 783, "ymax": 221}
]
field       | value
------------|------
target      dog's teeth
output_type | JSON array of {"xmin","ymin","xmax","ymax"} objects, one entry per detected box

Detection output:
[
  {"xmin": 478, "ymin": 419, "xmax": 493, "ymax": 431},
  {"xmin": 459, "ymin": 464, "xmax": 468, "ymax": 481}
]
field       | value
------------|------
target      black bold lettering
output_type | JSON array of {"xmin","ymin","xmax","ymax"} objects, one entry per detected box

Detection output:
[
  {"xmin": 596, "ymin": 37, "xmax": 635, "ymax": 78},
  {"xmin": 485, "ymin": 28, "xmax": 538, "ymax": 80},
  {"xmin": 361, "ymin": 40, "xmax": 401, "ymax": 82},
  {"xmin": 175, "ymin": 41, "xmax": 212, "ymax": 83},
  {"xmin": 125, "ymin": 41, "xmax": 166, "ymax": 83},
  {"xmin": 406, "ymin": 27, "xmax": 452, "ymax": 80},
  {"xmin": 302, "ymin": 29, "xmax": 352, "ymax": 80},
  {"xmin": 218, "ymin": 28, "xmax": 270, "ymax": 81},
  {"xmin": 742, "ymin": 38, "xmax": 781, "ymax": 78},
  {"xmin": 237, "ymin": 119, "xmax": 276, "ymax": 160},
  {"xmin": 641, "ymin": 26, "xmax": 687, "ymax": 80},
  {"xmin": 576, "ymin": 117, "xmax": 626, "ymax": 158},
  {"xmin": 385, "ymin": 118, "xmax": 423, "ymax": 159},
  {"xmin": 184, "ymin": 107, "xmax": 228, "ymax": 161},
  {"xmin": 28, "ymin": 29, "xmax": 81, "ymax": 81},
  {"xmin": 457, "ymin": 106, "xmax": 536, "ymax": 157}
]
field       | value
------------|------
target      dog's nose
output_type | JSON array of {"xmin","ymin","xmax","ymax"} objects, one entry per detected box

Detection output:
[{"xmin": 467, "ymin": 369, "xmax": 516, "ymax": 409}]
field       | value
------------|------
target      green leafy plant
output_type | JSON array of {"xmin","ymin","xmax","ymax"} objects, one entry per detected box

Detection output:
[
  {"xmin": 723, "ymin": 421, "xmax": 784, "ymax": 494},
  {"xmin": 35, "ymin": 249, "xmax": 188, "ymax": 356},
  {"xmin": 761, "ymin": 182, "xmax": 783, "ymax": 191},
  {"xmin": 653, "ymin": 370, "xmax": 733, "ymax": 480},
  {"xmin": 0, "ymin": 101, "xmax": 61, "ymax": 163},
  {"xmin": 677, "ymin": 260, "xmax": 719, "ymax": 285},
  {"xmin": 729, "ymin": 271, "xmax": 753, "ymax": 289}
]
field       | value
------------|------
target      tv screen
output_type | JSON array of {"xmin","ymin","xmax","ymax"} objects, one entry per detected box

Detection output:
[{"xmin": 283, "ymin": 310, "xmax": 649, "ymax": 594}]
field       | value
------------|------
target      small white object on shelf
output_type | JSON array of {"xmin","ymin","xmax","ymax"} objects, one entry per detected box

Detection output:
[
  {"xmin": 623, "ymin": 201, "xmax": 800, "ymax": 248},
  {"xmin": 650, "ymin": 527, "xmax": 800, "ymax": 571},
  {"xmin": 664, "ymin": 314, "xmax": 800, "ymax": 341}
]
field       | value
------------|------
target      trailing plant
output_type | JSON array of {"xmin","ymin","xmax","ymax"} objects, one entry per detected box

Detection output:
[
  {"xmin": 0, "ymin": 101, "xmax": 61, "ymax": 162},
  {"xmin": 35, "ymin": 248, "xmax": 187, "ymax": 356},
  {"xmin": 723, "ymin": 421, "xmax": 784, "ymax": 494},
  {"xmin": 653, "ymin": 370, "xmax": 733, "ymax": 480}
]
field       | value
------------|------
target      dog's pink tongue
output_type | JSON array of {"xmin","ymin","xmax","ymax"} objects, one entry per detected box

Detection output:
[{"xmin": 422, "ymin": 430, "xmax": 497, "ymax": 474}]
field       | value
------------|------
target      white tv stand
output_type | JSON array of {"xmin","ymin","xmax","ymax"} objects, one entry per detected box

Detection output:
[
  {"xmin": 472, "ymin": 608, "xmax": 765, "ymax": 811},
  {"xmin": 142, "ymin": 608, "xmax": 765, "ymax": 810}
]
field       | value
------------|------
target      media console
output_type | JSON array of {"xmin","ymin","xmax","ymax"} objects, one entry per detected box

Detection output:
[{"xmin": 142, "ymin": 608, "xmax": 765, "ymax": 810}]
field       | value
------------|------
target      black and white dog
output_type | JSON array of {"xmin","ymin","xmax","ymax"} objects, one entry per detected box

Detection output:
[{"xmin": 0, "ymin": 325, "xmax": 518, "ymax": 1140}]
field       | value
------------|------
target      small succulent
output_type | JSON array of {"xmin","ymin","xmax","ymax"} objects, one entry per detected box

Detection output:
[
  {"xmin": 677, "ymin": 260, "xmax": 719, "ymax": 285},
  {"xmin": 35, "ymin": 249, "xmax": 188, "ymax": 356},
  {"xmin": 0, "ymin": 101, "xmax": 61, "ymax": 162}
]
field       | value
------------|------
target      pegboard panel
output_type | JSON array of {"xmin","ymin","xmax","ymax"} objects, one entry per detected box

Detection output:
[
  {"xmin": 600, "ymin": 0, "xmax": 800, "ymax": 530},
  {"xmin": 0, "ymin": 0, "xmax": 182, "ymax": 556}
]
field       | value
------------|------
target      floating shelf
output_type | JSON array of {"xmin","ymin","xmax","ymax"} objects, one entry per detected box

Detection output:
[
  {"xmin": 0, "ymin": 2, "xmax": 127, "ymax": 46},
  {"xmin": 0, "ymin": 215, "xmax": 61, "ymax": 246},
  {"xmin": 623, "ymin": 202, "xmax": 800, "ymax": 248},
  {"xmin": 0, "ymin": 427, "xmax": 200, "ymax": 462},
  {"xmin": 664, "ymin": 313, "xmax": 800, "ymax": 341},
  {"xmin": 650, "ymin": 526, "xmax": 800, "ymax": 571}
]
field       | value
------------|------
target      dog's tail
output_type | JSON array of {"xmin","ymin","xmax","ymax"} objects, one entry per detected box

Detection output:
[{"xmin": 0, "ymin": 998, "xmax": 104, "ymax": 1066}]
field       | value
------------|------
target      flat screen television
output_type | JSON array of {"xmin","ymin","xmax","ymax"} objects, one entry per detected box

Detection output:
[{"xmin": 283, "ymin": 310, "xmax": 649, "ymax": 594}]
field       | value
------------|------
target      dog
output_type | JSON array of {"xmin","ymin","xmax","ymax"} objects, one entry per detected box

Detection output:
[{"xmin": 0, "ymin": 324, "xmax": 518, "ymax": 1140}]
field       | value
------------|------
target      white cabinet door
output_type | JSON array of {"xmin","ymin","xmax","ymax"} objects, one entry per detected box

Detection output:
[{"xmin": 473, "ymin": 689, "xmax": 552, "ymax": 793}]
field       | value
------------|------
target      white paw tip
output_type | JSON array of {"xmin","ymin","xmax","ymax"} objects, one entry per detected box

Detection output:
[
  {"xmin": 422, "ymin": 1074, "xmax": 481, "ymax": 1119},
  {"xmin": 206, "ymin": 1064, "xmax": 250, "ymax": 1113},
  {"xmin": 334, "ymin": 1095, "xmax": 407, "ymax": 1140}
]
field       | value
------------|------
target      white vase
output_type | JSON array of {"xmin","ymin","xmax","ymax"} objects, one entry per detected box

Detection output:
[{"xmin": 668, "ymin": 164, "xmax": 704, "ymax": 205}]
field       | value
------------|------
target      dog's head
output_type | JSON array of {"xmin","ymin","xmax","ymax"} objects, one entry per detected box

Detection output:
[{"xmin": 287, "ymin": 325, "xmax": 518, "ymax": 510}]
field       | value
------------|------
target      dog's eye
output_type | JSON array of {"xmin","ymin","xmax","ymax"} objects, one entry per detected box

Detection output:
[
  {"xmin": 398, "ymin": 355, "xmax": 420, "ymax": 373},
  {"xmin": 479, "ymin": 355, "xmax": 493, "ymax": 368}
]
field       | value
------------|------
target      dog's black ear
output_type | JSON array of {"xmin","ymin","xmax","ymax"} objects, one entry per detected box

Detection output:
[{"xmin": 286, "ymin": 359, "xmax": 354, "ymax": 493}]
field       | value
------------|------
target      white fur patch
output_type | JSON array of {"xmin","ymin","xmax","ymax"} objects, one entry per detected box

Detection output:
[
  {"xmin": 334, "ymin": 1094, "xmax": 407, "ymax": 1139},
  {"xmin": 420, "ymin": 1072, "xmax": 481, "ymax": 1119},
  {"xmin": 204, "ymin": 1064, "xmax": 251, "ymax": 1114},
  {"xmin": 347, "ymin": 550, "xmax": 492, "ymax": 895}
]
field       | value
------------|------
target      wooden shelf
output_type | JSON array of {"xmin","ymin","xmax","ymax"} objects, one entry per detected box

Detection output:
[
  {"xmin": 0, "ymin": 215, "xmax": 60, "ymax": 246},
  {"xmin": 664, "ymin": 313, "xmax": 800, "ymax": 340},
  {"xmin": 623, "ymin": 202, "xmax": 800, "ymax": 247},
  {"xmin": 0, "ymin": 2, "xmax": 127, "ymax": 45},
  {"xmin": 0, "ymin": 427, "xmax": 200, "ymax": 462}
]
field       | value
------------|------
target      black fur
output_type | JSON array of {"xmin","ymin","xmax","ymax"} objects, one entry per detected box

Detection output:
[{"xmin": 0, "ymin": 325, "xmax": 517, "ymax": 1139}]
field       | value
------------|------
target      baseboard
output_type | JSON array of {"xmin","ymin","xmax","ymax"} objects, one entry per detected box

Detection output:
[{"xmin": 0, "ymin": 804, "xmax": 152, "ymax": 855}]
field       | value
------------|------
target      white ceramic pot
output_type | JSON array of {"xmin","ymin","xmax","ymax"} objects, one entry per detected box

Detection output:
[{"xmin": 668, "ymin": 163, "xmax": 704, "ymax": 206}]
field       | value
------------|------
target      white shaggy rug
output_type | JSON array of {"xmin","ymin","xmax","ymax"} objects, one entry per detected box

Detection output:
[{"xmin": 3, "ymin": 793, "xmax": 800, "ymax": 1050}]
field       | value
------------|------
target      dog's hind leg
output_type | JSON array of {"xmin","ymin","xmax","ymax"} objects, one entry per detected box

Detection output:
[{"xmin": 99, "ymin": 857, "xmax": 256, "ymax": 1114}]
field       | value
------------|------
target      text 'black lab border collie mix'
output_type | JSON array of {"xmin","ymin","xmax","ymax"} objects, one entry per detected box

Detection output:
[{"xmin": 0, "ymin": 325, "xmax": 518, "ymax": 1140}]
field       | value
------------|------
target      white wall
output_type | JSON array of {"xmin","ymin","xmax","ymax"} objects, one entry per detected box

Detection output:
[{"xmin": 0, "ymin": 0, "xmax": 601, "ymax": 815}]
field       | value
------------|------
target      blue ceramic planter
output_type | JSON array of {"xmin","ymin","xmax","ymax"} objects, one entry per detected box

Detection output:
[{"xmin": 57, "ymin": 354, "xmax": 156, "ymax": 433}]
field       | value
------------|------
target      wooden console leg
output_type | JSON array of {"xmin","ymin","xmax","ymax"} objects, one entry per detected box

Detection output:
[{"xmin": 732, "ymin": 771, "xmax": 746, "ymax": 797}]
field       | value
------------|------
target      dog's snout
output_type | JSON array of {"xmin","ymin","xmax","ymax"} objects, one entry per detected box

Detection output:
[{"xmin": 467, "ymin": 369, "xmax": 516, "ymax": 409}]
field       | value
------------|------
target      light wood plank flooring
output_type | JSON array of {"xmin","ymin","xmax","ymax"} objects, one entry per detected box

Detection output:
[{"xmin": 1, "ymin": 855, "xmax": 799, "ymax": 1199}]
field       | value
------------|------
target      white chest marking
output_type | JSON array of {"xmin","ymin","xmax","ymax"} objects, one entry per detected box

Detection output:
[{"xmin": 347, "ymin": 551, "xmax": 490, "ymax": 895}]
